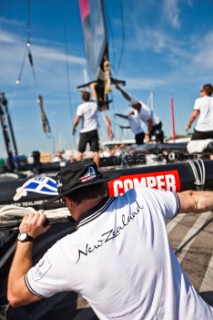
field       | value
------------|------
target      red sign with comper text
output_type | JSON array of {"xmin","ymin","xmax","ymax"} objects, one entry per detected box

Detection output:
[{"xmin": 107, "ymin": 170, "xmax": 181, "ymax": 196}]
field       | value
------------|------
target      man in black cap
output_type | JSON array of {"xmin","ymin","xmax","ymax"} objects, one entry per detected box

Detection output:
[{"xmin": 8, "ymin": 160, "xmax": 213, "ymax": 319}]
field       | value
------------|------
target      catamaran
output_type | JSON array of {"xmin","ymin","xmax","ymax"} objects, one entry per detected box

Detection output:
[{"xmin": 0, "ymin": 1, "xmax": 213, "ymax": 319}]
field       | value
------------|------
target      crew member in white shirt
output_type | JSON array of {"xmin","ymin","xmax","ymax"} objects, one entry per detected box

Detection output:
[
  {"xmin": 72, "ymin": 84, "xmax": 114, "ymax": 167},
  {"xmin": 8, "ymin": 160, "xmax": 213, "ymax": 320},
  {"xmin": 115, "ymin": 112, "xmax": 145, "ymax": 145},
  {"xmin": 72, "ymin": 84, "xmax": 100, "ymax": 166},
  {"xmin": 185, "ymin": 83, "xmax": 213, "ymax": 137},
  {"xmin": 116, "ymin": 84, "xmax": 164, "ymax": 143},
  {"xmin": 185, "ymin": 83, "xmax": 213, "ymax": 159}
]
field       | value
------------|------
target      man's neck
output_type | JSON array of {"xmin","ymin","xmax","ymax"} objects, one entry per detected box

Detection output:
[{"xmin": 71, "ymin": 195, "xmax": 104, "ymax": 220}]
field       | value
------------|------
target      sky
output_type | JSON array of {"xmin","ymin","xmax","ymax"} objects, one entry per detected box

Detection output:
[{"xmin": 0, "ymin": 0, "xmax": 213, "ymax": 158}]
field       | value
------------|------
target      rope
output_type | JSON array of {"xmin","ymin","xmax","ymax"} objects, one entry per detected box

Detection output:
[
  {"xmin": 187, "ymin": 159, "xmax": 206, "ymax": 190},
  {"xmin": 195, "ymin": 159, "xmax": 205, "ymax": 188},
  {"xmin": 0, "ymin": 205, "xmax": 70, "ymax": 231}
]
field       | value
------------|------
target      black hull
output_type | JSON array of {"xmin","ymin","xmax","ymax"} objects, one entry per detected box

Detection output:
[{"xmin": 1, "ymin": 159, "xmax": 213, "ymax": 209}]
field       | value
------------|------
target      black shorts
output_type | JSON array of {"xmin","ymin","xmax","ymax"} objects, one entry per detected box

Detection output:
[
  {"xmin": 150, "ymin": 122, "xmax": 164, "ymax": 143},
  {"xmin": 191, "ymin": 129, "xmax": 213, "ymax": 140},
  {"xmin": 135, "ymin": 132, "xmax": 145, "ymax": 145},
  {"xmin": 150, "ymin": 122, "xmax": 162, "ymax": 135},
  {"xmin": 78, "ymin": 129, "xmax": 99, "ymax": 153}
]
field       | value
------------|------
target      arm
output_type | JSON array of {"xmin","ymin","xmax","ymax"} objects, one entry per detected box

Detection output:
[
  {"xmin": 115, "ymin": 84, "xmax": 132, "ymax": 102},
  {"xmin": 146, "ymin": 119, "xmax": 153, "ymax": 135},
  {"xmin": 90, "ymin": 82, "xmax": 98, "ymax": 101},
  {"xmin": 110, "ymin": 144, "xmax": 123, "ymax": 156},
  {"xmin": 105, "ymin": 114, "xmax": 114, "ymax": 140},
  {"xmin": 90, "ymin": 83, "xmax": 114, "ymax": 139},
  {"xmin": 72, "ymin": 115, "xmax": 81, "ymax": 135},
  {"xmin": 115, "ymin": 113, "xmax": 128, "ymax": 120},
  {"xmin": 144, "ymin": 119, "xmax": 153, "ymax": 142},
  {"xmin": 177, "ymin": 190, "xmax": 213, "ymax": 213},
  {"xmin": 7, "ymin": 213, "xmax": 50, "ymax": 307},
  {"xmin": 185, "ymin": 110, "xmax": 199, "ymax": 131}
]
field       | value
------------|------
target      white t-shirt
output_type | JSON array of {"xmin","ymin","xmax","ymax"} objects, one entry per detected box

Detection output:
[
  {"xmin": 137, "ymin": 101, "xmax": 160, "ymax": 126},
  {"xmin": 76, "ymin": 100, "xmax": 98, "ymax": 133},
  {"xmin": 127, "ymin": 114, "xmax": 144, "ymax": 135},
  {"xmin": 25, "ymin": 187, "xmax": 213, "ymax": 320},
  {"xmin": 193, "ymin": 96, "xmax": 213, "ymax": 131}
]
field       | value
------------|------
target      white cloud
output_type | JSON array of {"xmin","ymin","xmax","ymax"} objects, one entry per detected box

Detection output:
[
  {"xmin": 163, "ymin": 0, "xmax": 181, "ymax": 29},
  {"xmin": 0, "ymin": 30, "xmax": 21, "ymax": 44},
  {"xmin": 33, "ymin": 44, "xmax": 85, "ymax": 65},
  {"xmin": 193, "ymin": 31, "xmax": 213, "ymax": 69},
  {"xmin": 121, "ymin": 77, "xmax": 165, "ymax": 90}
]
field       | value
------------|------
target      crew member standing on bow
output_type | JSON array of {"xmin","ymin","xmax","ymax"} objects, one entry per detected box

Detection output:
[
  {"xmin": 185, "ymin": 84, "xmax": 213, "ymax": 138},
  {"xmin": 72, "ymin": 84, "xmax": 114, "ymax": 166},
  {"xmin": 185, "ymin": 83, "xmax": 213, "ymax": 159},
  {"xmin": 8, "ymin": 160, "xmax": 213, "ymax": 320},
  {"xmin": 72, "ymin": 83, "xmax": 100, "ymax": 166},
  {"xmin": 116, "ymin": 84, "xmax": 164, "ymax": 143}
]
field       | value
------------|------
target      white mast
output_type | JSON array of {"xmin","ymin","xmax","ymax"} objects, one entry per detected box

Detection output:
[{"xmin": 147, "ymin": 90, "xmax": 154, "ymax": 110}]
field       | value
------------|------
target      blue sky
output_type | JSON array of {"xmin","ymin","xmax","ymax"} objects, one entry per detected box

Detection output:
[{"xmin": 0, "ymin": 0, "xmax": 213, "ymax": 157}]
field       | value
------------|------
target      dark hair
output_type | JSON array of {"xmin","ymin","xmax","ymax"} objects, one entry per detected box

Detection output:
[
  {"xmin": 202, "ymin": 84, "xmax": 213, "ymax": 96},
  {"xmin": 82, "ymin": 91, "xmax": 90, "ymax": 102},
  {"xmin": 67, "ymin": 182, "xmax": 107, "ymax": 204}
]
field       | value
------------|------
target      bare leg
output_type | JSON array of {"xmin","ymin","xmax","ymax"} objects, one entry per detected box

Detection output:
[
  {"xmin": 93, "ymin": 152, "xmax": 100, "ymax": 167},
  {"xmin": 77, "ymin": 152, "xmax": 83, "ymax": 161}
]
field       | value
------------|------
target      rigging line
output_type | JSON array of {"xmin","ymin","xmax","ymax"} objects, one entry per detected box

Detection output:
[
  {"xmin": 11, "ymin": 0, "xmax": 42, "ymax": 102},
  {"xmin": 115, "ymin": 0, "xmax": 125, "ymax": 77},
  {"xmin": 26, "ymin": 0, "xmax": 39, "ymax": 95},
  {"xmin": 61, "ymin": 0, "xmax": 74, "ymax": 147},
  {"xmin": 103, "ymin": 1, "xmax": 116, "ymax": 76},
  {"xmin": 10, "ymin": 0, "xmax": 35, "ymax": 100},
  {"xmin": 27, "ymin": 0, "xmax": 51, "ymax": 137},
  {"xmin": 28, "ymin": 48, "xmax": 39, "ymax": 93},
  {"xmin": 27, "ymin": 0, "xmax": 31, "ymax": 44},
  {"xmin": 10, "ymin": 45, "xmax": 28, "ymax": 105},
  {"xmin": 61, "ymin": 0, "xmax": 73, "ymax": 118},
  {"xmin": 16, "ymin": 47, "xmax": 27, "ymax": 86}
]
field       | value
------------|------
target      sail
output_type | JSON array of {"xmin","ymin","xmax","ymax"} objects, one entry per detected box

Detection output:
[
  {"xmin": 78, "ymin": 0, "xmax": 125, "ymax": 124},
  {"xmin": 79, "ymin": 0, "xmax": 107, "ymax": 82}
]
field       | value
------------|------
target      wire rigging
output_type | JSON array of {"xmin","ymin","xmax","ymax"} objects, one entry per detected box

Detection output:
[
  {"xmin": 61, "ymin": 0, "xmax": 73, "ymax": 119},
  {"xmin": 102, "ymin": 0, "xmax": 127, "ymax": 141},
  {"xmin": 61, "ymin": 0, "xmax": 75, "ymax": 148},
  {"xmin": 115, "ymin": 0, "xmax": 125, "ymax": 78},
  {"xmin": 104, "ymin": 0, "xmax": 125, "ymax": 78},
  {"xmin": 26, "ymin": 0, "xmax": 39, "ymax": 93},
  {"xmin": 13, "ymin": 0, "xmax": 51, "ymax": 137},
  {"xmin": 103, "ymin": 1, "xmax": 116, "ymax": 77}
]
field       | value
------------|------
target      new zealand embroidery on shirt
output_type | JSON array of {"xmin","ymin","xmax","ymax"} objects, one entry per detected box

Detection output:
[{"xmin": 76, "ymin": 200, "xmax": 144, "ymax": 262}]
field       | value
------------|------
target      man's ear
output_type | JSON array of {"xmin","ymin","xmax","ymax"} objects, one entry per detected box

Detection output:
[{"xmin": 64, "ymin": 195, "xmax": 73, "ymax": 209}]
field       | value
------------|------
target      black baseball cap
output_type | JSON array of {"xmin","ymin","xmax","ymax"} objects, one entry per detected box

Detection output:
[{"xmin": 46, "ymin": 159, "xmax": 121, "ymax": 203}]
